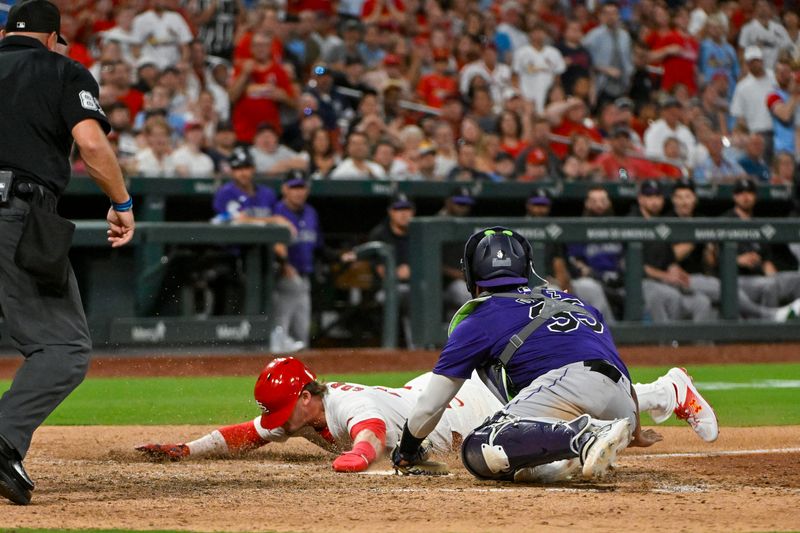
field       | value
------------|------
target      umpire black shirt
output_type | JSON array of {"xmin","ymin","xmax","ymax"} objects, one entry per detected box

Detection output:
[{"xmin": 0, "ymin": 36, "xmax": 110, "ymax": 195}]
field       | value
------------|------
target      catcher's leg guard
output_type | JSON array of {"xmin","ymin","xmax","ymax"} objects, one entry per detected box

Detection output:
[{"xmin": 460, "ymin": 412, "xmax": 593, "ymax": 480}]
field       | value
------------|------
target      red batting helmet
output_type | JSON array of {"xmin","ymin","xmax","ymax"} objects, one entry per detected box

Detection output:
[{"xmin": 254, "ymin": 357, "xmax": 317, "ymax": 429}]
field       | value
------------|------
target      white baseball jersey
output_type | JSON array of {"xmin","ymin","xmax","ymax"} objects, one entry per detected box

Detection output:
[{"xmin": 252, "ymin": 373, "xmax": 501, "ymax": 453}]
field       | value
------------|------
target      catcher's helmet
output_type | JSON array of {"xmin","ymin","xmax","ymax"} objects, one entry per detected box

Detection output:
[
  {"xmin": 461, "ymin": 226, "xmax": 534, "ymax": 293},
  {"xmin": 254, "ymin": 357, "xmax": 317, "ymax": 429}
]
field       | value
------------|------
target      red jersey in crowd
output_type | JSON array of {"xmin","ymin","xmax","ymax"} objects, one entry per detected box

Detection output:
[
  {"xmin": 118, "ymin": 88, "xmax": 144, "ymax": 122},
  {"xmin": 595, "ymin": 152, "xmax": 667, "ymax": 180},
  {"xmin": 416, "ymin": 73, "xmax": 458, "ymax": 108},
  {"xmin": 645, "ymin": 29, "xmax": 699, "ymax": 95},
  {"xmin": 551, "ymin": 119, "xmax": 603, "ymax": 159},
  {"xmin": 231, "ymin": 62, "xmax": 295, "ymax": 143},
  {"xmin": 234, "ymin": 32, "xmax": 284, "ymax": 65}
]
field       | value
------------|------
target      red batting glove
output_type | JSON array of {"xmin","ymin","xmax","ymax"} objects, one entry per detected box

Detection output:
[
  {"xmin": 332, "ymin": 451, "xmax": 370, "ymax": 472},
  {"xmin": 332, "ymin": 441, "xmax": 377, "ymax": 472},
  {"xmin": 135, "ymin": 443, "xmax": 190, "ymax": 461}
]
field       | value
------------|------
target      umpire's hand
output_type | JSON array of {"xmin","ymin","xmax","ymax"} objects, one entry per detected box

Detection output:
[{"xmin": 106, "ymin": 207, "xmax": 135, "ymax": 248}]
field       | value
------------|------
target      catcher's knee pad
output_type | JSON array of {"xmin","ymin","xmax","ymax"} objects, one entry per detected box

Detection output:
[{"xmin": 460, "ymin": 412, "xmax": 593, "ymax": 480}]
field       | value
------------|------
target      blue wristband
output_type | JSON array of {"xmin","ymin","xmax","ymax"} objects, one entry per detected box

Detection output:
[{"xmin": 112, "ymin": 196, "xmax": 133, "ymax": 212}]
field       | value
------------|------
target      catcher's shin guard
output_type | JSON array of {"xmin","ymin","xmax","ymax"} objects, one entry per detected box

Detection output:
[{"xmin": 460, "ymin": 412, "xmax": 593, "ymax": 480}]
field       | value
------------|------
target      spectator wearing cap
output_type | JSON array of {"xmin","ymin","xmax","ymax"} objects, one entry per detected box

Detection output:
[
  {"xmin": 738, "ymin": 0, "xmax": 792, "ymax": 70},
  {"xmin": 250, "ymin": 123, "xmax": 307, "ymax": 175},
  {"xmin": 172, "ymin": 122, "xmax": 215, "ymax": 178},
  {"xmin": 272, "ymin": 170, "xmax": 345, "ymax": 348},
  {"xmin": 693, "ymin": 132, "xmax": 747, "ymax": 184},
  {"xmin": 438, "ymin": 186, "xmax": 476, "ymax": 311},
  {"xmin": 721, "ymin": 178, "xmax": 800, "ymax": 309},
  {"xmin": 206, "ymin": 121, "xmax": 238, "ymax": 175},
  {"xmin": 132, "ymin": 1, "xmax": 193, "ymax": 70},
  {"xmin": 134, "ymin": 117, "xmax": 177, "ymax": 177},
  {"xmin": 330, "ymin": 131, "xmax": 387, "ymax": 179},
  {"xmin": 698, "ymin": 14, "xmax": 739, "ymax": 99},
  {"xmin": 582, "ymin": 2, "xmax": 633, "ymax": 106},
  {"xmin": 737, "ymin": 131, "xmax": 772, "ymax": 182},
  {"xmin": 490, "ymin": 151, "xmax": 518, "ymax": 181},
  {"xmin": 459, "ymin": 42, "xmax": 512, "ymax": 111},
  {"xmin": 106, "ymin": 103, "xmax": 138, "ymax": 170},
  {"xmin": 368, "ymin": 193, "xmax": 415, "ymax": 318},
  {"xmin": 565, "ymin": 186, "xmax": 624, "ymax": 323},
  {"xmin": 519, "ymin": 147, "xmax": 551, "ymax": 181},
  {"xmin": 417, "ymin": 49, "xmax": 458, "ymax": 109},
  {"xmin": 668, "ymin": 178, "xmax": 799, "ymax": 320},
  {"xmin": 547, "ymin": 97, "xmax": 604, "ymax": 160},
  {"xmin": 228, "ymin": 32, "xmax": 296, "ymax": 144},
  {"xmin": 629, "ymin": 180, "xmax": 714, "ymax": 323},
  {"xmin": 730, "ymin": 46, "xmax": 776, "ymax": 157},
  {"xmin": 133, "ymin": 57, "xmax": 161, "ymax": 94},
  {"xmin": 594, "ymin": 125, "xmax": 657, "ymax": 181},
  {"xmin": 512, "ymin": 23, "xmax": 566, "ymax": 114},
  {"xmin": 557, "ymin": 21, "xmax": 593, "ymax": 96},
  {"xmin": 447, "ymin": 141, "xmax": 491, "ymax": 181},
  {"xmin": 644, "ymin": 96, "xmax": 697, "ymax": 162},
  {"xmin": 644, "ymin": 5, "xmax": 700, "ymax": 95},
  {"xmin": 766, "ymin": 54, "xmax": 800, "ymax": 158},
  {"xmin": 515, "ymin": 116, "xmax": 563, "ymax": 180}
]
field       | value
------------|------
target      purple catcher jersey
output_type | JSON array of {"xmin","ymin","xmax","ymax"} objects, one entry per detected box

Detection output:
[{"xmin": 434, "ymin": 287, "xmax": 630, "ymax": 395}]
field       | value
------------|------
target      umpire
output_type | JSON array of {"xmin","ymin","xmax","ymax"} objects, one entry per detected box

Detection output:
[{"xmin": 0, "ymin": 0, "xmax": 135, "ymax": 505}]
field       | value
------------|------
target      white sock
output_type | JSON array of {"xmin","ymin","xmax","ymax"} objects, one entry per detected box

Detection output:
[
  {"xmin": 186, "ymin": 430, "xmax": 230, "ymax": 457},
  {"xmin": 634, "ymin": 377, "xmax": 676, "ymax": 424}
]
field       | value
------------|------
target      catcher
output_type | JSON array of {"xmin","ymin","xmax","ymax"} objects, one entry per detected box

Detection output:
[
  {"xmin": 392, "ymin": 227, "xmax": 718, "ymax": 482},
  {"xmin": 137, "ymin": 356, "xmax": 716, "ymax": 476}
]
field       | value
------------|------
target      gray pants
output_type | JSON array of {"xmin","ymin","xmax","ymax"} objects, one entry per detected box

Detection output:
[
  {"xmin": 0, "ymin": 197, "xmax": 91, "ymax": 458},
  {"xmin": 689, "ymin": 274, "xmax": 775, "ymax": 319},
  {"xmin": 642, "ymin": 279, "xmax": 714, "ymax": 322},
  {"xmin": 570, "ymin": 277, "xmax": 616, "ymax": 324},
  {"xmin": 505, "ymin": 361, "xmax": 637, "ymax": 430},
  {"xmin": 272, "ymin": 274, "xmax": 311, "ymax": 345}
]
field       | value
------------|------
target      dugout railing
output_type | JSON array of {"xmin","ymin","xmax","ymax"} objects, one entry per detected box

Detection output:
[{"xmin": 409, "ymin": 217, "xmax": 800, "ymax": 347}]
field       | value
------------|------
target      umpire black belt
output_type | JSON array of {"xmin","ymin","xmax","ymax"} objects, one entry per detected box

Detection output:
[
  {"xmin": 583, "ymin": 359, "xmax": 622, "ymax": 383},
  {"xmin": 12, "ymin": 181, "xmax": 55, "ymax": 202}
]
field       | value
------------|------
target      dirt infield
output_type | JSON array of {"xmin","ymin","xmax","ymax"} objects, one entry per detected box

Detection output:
[{"xmin": 1, "ymin": 425, "xmax": 798, "ymax": 532}]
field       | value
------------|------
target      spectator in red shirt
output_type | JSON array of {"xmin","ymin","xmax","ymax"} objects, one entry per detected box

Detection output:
[
  {"xmin": 519, "ymin": 147, "xmax": 550, "ymax": 182},
  {"xmin": 645, "ymin": 5, "xmax": 700, "ymax": 95},
  {"xmin": 497, "ymin": 110, "xmax": 525, "ymax": 158},
  {"xmin": 548, "ymin": 97, "xmax": 603, "ymax": 159},
  {"xmin": 417, "ymin": 49, "xmax": 458, "ymax": 109},
  {"xmin": 105, "ymin": 60, "xmax": 144, "ymax": 123},
  {"xmin": 229, "ymin": 32, "xmax": 296, "ymax": 143},
  {"xmin": 595, "ymin": 125, "xmax": 664, "ymax": 181}
]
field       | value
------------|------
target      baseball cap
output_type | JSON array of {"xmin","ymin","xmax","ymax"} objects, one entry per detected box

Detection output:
[
  {"xmin": 284, "ymin": 169, "xmax": 309, "ymax": 188},
  {"xmin": 342, "ymin": 19, "xmax": 363, "ymax": 32},
  {"xmin": 743, "ymin": 46, "xmax": 763, "ymax": 62},
  {"xmin": 183, "ymin": 122, "xmax": 203, "ymax": 134},
  {"xmin": 383, "ymin": 54, "xmax": 401, "ymax": 66},
  {"xmin": 659, "ymin": 95, "xmax": 682, "ymax": 109},
  {"xmin": 610, "ymin": 124, "xmax": 632, "ymax": 138},
  {"xmin": 527, "ymin": 188, "xmax": 551, "ymax": 206},
  {"xmin": 228, "ymin": 146, "xmax": 254, "ymax": 169},
  {"xmin": 449, "ymin": 186, "xmax": 476, "ymax": 206},
  {"xmin": 672, "ymin": 177, "xmax": 696, "ymax": 193},
  {"xmin": 389, "ymin": 192, "xmax": 414, "ymax": 210},
  {"xmin": 614, "ymin": 97, "xmax": 634, "ymax": 111},
  {"xmin": 526, "ymin": 148, "xmax": 547, "ymax": 165},
  {"xmin": 733, "ymin": 177, "xmax": 757, "ymax": 194},
  {"xmin": 639, "ymin": 179, "xmax": 663, "ymax": 196},
  {"xmin": 418, "ymin": 142, "xmax": 437, "ymax": 156},
  {"xmin": 6, "ymin": 0, "xmax": 67, "ymax": 45}
]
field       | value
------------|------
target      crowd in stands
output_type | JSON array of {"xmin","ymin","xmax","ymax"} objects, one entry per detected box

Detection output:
[
  {"xmin": 8, "ymin": 0, "xmax": 800, "ymax": 344},
  {"xmin": 8, "ymin": 0, "xmax": 797, "ymax": 184}
]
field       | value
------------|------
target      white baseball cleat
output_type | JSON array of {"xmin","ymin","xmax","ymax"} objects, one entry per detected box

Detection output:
[
  {"xmin": 580, "ymin": 418, "xmax": 631, "ymax": 480},
  {"xmin": 668, "ymin": 367, "xmax": 719, "ymax": 442}
]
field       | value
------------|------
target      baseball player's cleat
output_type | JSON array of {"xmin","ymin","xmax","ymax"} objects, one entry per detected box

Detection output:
[
  {"xmin": 0, "ymin": 436, "xmax": 33, "ymax": 505},
  {"xmin": 774, "ymin": 298, "xmax": 800, "ymax": 322},
  {"xmin": 135, "ymin": 443, "xmax": 190, "ymax": 461},
  {"xmin": 513, "ymin": 458, "xmax": 581, "ymax": 483},
  {"xmin": 580, "ymin": 418, "xmax": 631, "ymax": 480},
  {"xmin": 668, "ymin": 367, "xmax": 719, "ymax": 443}
]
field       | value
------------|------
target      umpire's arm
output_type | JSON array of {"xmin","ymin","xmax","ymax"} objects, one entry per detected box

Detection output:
[{"xmin": 73, "ymin": 119, "xmax": 135, "ymax": 248}]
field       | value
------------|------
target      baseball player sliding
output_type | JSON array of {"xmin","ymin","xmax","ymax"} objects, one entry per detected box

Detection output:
[{"xmin": 137, "ymin": 356, "xmax": 716, "ymax": 477}]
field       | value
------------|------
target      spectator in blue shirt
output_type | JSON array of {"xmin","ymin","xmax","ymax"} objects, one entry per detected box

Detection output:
[{"xmin": 698, "ymin": 15, "xmax": 739, "ymax": 100}]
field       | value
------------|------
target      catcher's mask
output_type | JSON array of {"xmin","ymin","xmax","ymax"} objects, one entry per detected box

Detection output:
[
  {"xmin": 254, "ymin": 357, "xmax": 317, "ymax": 429},
  {"xmin": 461, "ymin": 226, "xmax": 537, "ymax": 293}
]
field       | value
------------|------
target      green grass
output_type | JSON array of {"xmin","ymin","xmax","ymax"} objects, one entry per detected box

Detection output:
[{"xmin": 1, "ymin": 364, "xmax": 798, "ymax": 427}]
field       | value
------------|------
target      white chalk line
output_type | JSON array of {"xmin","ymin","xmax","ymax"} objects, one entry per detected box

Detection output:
[
  {"xmin": 635, "ymin": 447, "xmax": 800, "ymax": 460},
  {"xmin": 694, "ymin": 380, "xmax": 800, "ymax": 390}
]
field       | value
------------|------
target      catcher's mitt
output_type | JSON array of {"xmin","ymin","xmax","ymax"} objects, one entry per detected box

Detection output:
[{"xmin": 391, "ymin": 440, "xmax": 449, "ymax": 476}]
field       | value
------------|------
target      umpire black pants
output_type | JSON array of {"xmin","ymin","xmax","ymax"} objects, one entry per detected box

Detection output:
[{"xmin": 0, "ymin": 196, "xmax": 91, "ymax": 458}]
